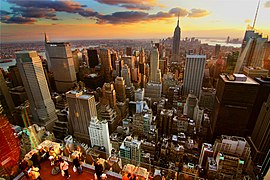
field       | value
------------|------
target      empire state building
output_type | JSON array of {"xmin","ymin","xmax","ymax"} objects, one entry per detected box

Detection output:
[{"xmin": 172, "ymin": 16, "xmax": 181, "ymax": 64}]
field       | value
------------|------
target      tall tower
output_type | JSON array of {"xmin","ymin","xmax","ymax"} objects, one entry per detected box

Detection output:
[
  {"xmin": 114, "ymin": 76, "xmax": 126, "ymax": 103},
  {"xmin": 102, "ymin": 83, "xmax": 117, "ymax": 109},
  {"xmin": 16, "ymin": 51, "xmax": 58, "ymax": 130},
  {"xmin": 172, "ymin": 15, "xmax": 181, "ymax": 64},
  {"xmin": 183, "ymin": 55, "xmax": 206, "ymax": 97},
  {"xmin": 249, "ymin": 94, "xmax": 270, "ymax": 164},
  {"xmin": 149, "ymin": 47, "xmax": 161, "ymax": 83},
  {"xmin": 100, "ymin": 49, "xmax": 113, "ymax": 82},
  {"xmin": 121, "ymin": 64, "xmax": 131, "ymax": 87},
  {"xmin": 212, "ymin": 75, "xmax": 259, "ymax": 139},
  {"xmin": 66, "ymin": 91, "xmax": 97, "ymax": 144},
  {"xmin": 45, "ymin": 35, "xmax": 77, "ymax": 93},
  {"xmin": 87, "ymin": 49, "xmax": 99, "ymax": 68},
  {"xmin": 145, "ymin": 47, "xmax": 162, "ymax": 101}
]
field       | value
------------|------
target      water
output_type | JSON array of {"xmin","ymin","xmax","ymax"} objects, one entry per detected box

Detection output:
[
  {"xmin": 0, "ymin": 59, "xmax": 16, "ymax": 71},
  {"xmin": 199, "ymin": 38, "xmax": 241, "ymax": 48},
  {"xmin": 0, "ymin": 52, "xmax": 46, "ymax": 72}
]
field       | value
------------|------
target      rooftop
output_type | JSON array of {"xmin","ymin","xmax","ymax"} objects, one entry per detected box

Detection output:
[{"xmin": 220, "ymin": 74, "xmax": 259, "ymax": 85}]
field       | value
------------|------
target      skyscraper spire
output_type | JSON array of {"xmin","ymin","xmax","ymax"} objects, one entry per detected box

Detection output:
[
  {"xmin": 44, "ymin": 32, "xmax": 49, "ymax": 43},
  {"xmin": 252, "ymin": 0, "xmax": 260, "ymax": 29},
  {"xmin": 172, "ymin": 14, "xmax": 181, "ymax": 64},
  {"xmin": 177, "ymin": 13, "xmax": 179, "ymax": 27}
]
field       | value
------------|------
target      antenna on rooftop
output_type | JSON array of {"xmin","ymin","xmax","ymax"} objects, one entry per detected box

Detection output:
[{"xmin": 252, "ymin": 0, "xmax": 261, "ymax": 29}]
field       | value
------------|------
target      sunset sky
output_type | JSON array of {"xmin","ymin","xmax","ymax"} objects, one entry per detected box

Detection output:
[{"xmin": 1, "ymin": 0, "xmax": 270, "ymax": 42}]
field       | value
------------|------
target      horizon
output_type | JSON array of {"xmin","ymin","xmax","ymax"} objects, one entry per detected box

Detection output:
[{"xmin": 0, "ymin": 36, "xmax": 241, "ymax": 44}]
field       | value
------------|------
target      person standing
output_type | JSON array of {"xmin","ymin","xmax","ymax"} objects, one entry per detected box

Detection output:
[
  {"xmin": 94, "ymin": 160, "xmax": 103, "ymax": 180},
  {"xmin": 60, "ymin": 159, "xmax": 70, "ymax": 179},
  {"xmin": 31, "ymin": 152, "xmax": 41, "ymax": 169},
  {"xmin": 73, "ymin": 156, "xmax": 82, "ymax": 174},
  {"xmin": 19, "ymin": 159, "xmax": 29, "ymax": 178}
]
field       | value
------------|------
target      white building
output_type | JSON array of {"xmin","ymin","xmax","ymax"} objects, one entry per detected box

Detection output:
[
  {"xmin": 183, "ymin": 55, "xmax": 206, "ymax": 97},
  {"xmin": 88, "ymin": 119, "xmax": 112, "ymax": 156}
]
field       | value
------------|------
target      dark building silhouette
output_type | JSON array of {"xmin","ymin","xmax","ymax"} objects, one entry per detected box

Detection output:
[
  {"xmin": 126, "ymin": 47, "xmax": 132, "ymax": 56},
  {"xmin": 172, "ymin": 16, "xmax": 181, "ymax": 64},
  {"xmin": 248, "ymin": 77, "xmax": 270, "ymax": 133},
  {"xmin": 8, "ymin": 65, "xmax": 23, "ymax": 87},
  {"xmin": 248, "ymin": 94, "xmax": 270, "ymax": 165},
  {"xmin": 87, "ymin": 49, "xmax": 99, "ymax": 68},
  {"xmin": 212, "ymin": 75, "xmax": 259, "ymax": 139}
]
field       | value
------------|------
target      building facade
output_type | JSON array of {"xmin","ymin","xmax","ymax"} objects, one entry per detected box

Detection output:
[
  {"xmin": 16, "ymin": 51, "xmax": 58, "ymax": 131},
  {"xmin": 183, "ymin": 55, "xmax": 206, "ymax": 97}
]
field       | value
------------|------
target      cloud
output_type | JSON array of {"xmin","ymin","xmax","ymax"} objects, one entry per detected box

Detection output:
[
  {"xmin": 98, "ymin": 7, "xmax": 209, "ymax": 24},
  {"xmin": 97, "ymin": 11, "xmax": 148, "ymax": 24},
  {"xmin": 0, "ymin": 10, "xmax": 12, "ymax": 16},
  {"xmin": 188, "ymin": 9, "xmax": 210, "ymax": 18},
  {"xmin": 94, "ymin": 0, "xmax": 164, "ymax": 10},
  {"xmin": 3, "ymin": 0, "xmax": 100, "ymax": 24},
  {"xmin": 265, "ymin": 1, "xmax": 270, "ymax": 8},
  {"xmin": 1, "ymin": 16, "xmax": 36, "ymax": 24},
  {"xmin": 2, "ymin": 0, "xmax": 209, "ymax": 25},
  {"xmin": 10, "ymin": 6, "xmax": 57, "ymax": 20},
  {"xmin": 244, "ymin": 19, "xmax": 252, "ymax": 23}
]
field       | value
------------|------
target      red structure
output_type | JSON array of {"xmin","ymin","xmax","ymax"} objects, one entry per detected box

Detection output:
[{"xmin": 0, "ymin": 115, "xmax": 20, "ymax": 175}]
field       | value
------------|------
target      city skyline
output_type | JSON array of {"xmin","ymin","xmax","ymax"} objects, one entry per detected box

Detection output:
[{"xmin": 1, "ymin": 0, "xmax": 270, "ymax": 42}]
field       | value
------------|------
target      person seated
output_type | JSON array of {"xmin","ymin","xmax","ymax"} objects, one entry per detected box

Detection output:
[
  {"xmin": 49, "ymin": 147, "xmax": 56, "ymax": 166},
  {"xmin": 28, "ymin": 166, "xmax": 41, "ymax": 180},
  {"xmin": 51, "ymin": 156, "xmax": 61, "ymax": 175}
]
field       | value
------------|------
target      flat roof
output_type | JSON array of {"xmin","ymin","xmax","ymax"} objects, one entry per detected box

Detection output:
[
  {"xmin": 220, "ymin": 75, "xmax": 259, "ymax": 85},
  {"xmin": 79, "ymin": 94, "xmax": 91, "ymax": 100},
  {"xmin": 186, "ymin": 54, "xmax": 206, "ymax": 58}
]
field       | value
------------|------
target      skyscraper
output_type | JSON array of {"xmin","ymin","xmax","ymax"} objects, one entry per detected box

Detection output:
[
  {"xmin": 16, "ymin": 51, "xmax": 58, "ymax": 131},
  {"xmin": 212, "ymin": 74, "xmax": 259, "ymax": 139},
  {"xmin": 145, "ymin": 47, "xmax": 162, "ymax": 101},
  {"xmin": 8, "ymin": 65, "xmax": 23, "ymax": 87},
  {"xmin": 100, "ymin": 48, "xmax": 113, "ymax": 82},
  {"xmin": 102, "ymin": 83, "xmax": 117, "ymax": 109},
  {"xmin": 248, "ymin": 94, "xmax": 270, "ymax": 164},
  {"xmin": 114, "ymin": 76, "xmax": 126, "ymax": 103},
  {"xmin": 235, "ymin": 34, "xmax": 268, "ymax": 73},
  {"xmin": 121, "ymin": 64, "xmax": 132, "ymax": 87},
  {"xmin": 172, "ymin": 15, "xmax": 181, "ymax": 64},
  {"xmin": 45, "ymin": 35, "xmax": 77, "ymax": 93},
  {"xmin": 66, "ymin": 91, "xmax": 97, "ymax": 143},
  {"xmin": 149, "ymin": 47, "xmax": 161, "ymax": 83},
  {"xmin": 0, "ymin": 70, "xmax": 15, "ymax": 118},
  {"xmin": 87, "ymin": 49, "xmax": 99, "ymax": 68},
  {"xmin": 183, "ymin": 54, "xmax": 206, "ymax": 97}
]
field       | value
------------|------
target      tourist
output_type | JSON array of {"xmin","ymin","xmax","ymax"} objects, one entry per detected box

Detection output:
[
  {"xmin": 19, "ymin": 159, "xmax": 29, "ymax": 178},
  {"xmin": 49, "ymin": 147, "xmax": 56, "ymax": 166},
  {"xmin": 51, "ymin": 156, "xmax": 61, "ymax": 175},
  {"xmin": 28, "ymin": 166, "xmax": 41, "ymax": 180},
  {"xmin": 60, "ymin": 159, "xmax": 70, "ymax": 179},
  {"xmin": 73, "ymin": 156, "xmax": 82, "ymax": 174},
  {"xmin": 122, "ymin": 173, "xmax": 129, "ymax": 180},
  {"xmin": 94, "ymin": 160, "xmax": 103, "ymax": 180},
  {"xmin": 31, "ymin": 152, "xmax": 41, "ymax": 169}
]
